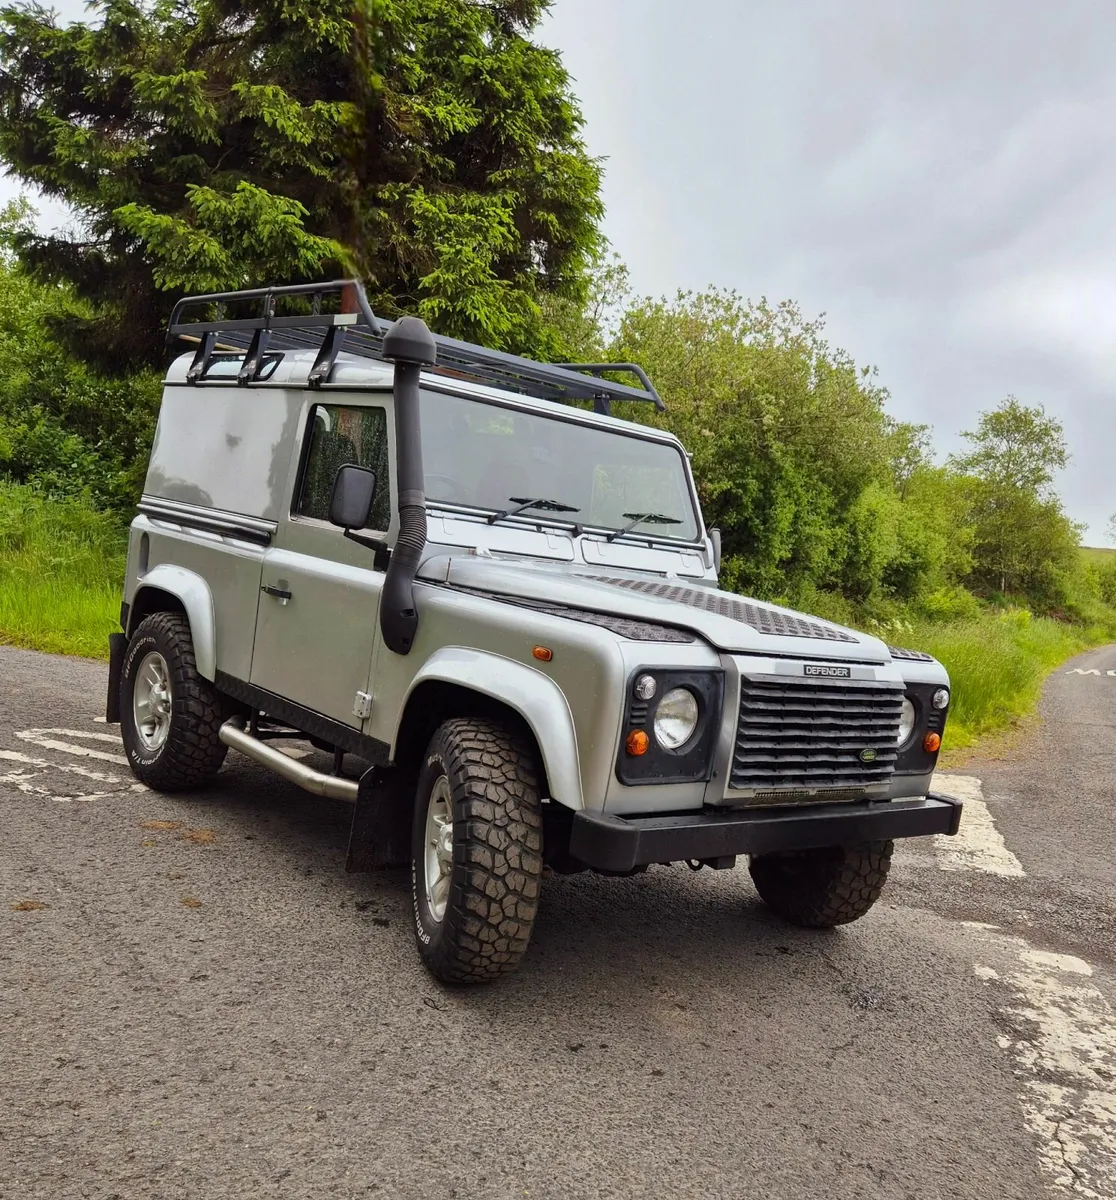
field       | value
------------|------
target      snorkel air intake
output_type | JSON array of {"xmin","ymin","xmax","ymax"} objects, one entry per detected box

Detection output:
[{"xmin": 379, "ymin": 315, "xmax": 436, "ymax": 655}]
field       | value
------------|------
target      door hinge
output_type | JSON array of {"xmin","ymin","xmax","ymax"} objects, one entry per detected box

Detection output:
[{"xmin": 352, "ymin": 691, "xmax": 373, "ymax": 720}]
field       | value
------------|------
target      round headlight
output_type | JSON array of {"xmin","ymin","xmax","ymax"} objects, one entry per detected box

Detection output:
[
  {"xmin": 932, "ymin": 688, "xmax": 950, "ymax": 710},
  {"xmin": 897, "ymin": 697, "xmax": 916, "ymax": 746},
  {"xmin": 634, "ymin": 674, "xmax": 658, "ymax": 701},
  {"xmin": 653, "ymin": 687, "xmax": 699, "ymax": 750}
]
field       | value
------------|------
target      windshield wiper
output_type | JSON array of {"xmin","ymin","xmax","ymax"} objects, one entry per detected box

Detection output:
[
  {"xmin": 606, "ymin": 511, "xmax": 683, "ymax": 542},
  {"xmin": 487, "ymin": 496, "xmax": 581, "ymax": 525}
]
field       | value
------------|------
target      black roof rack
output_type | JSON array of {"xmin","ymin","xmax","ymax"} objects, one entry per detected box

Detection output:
[{"xmin": 166, "ymin": 278, "xmax": 664, "ymax": 413}]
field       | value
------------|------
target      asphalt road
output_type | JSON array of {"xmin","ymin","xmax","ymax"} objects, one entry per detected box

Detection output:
[{"xmin": 2, "ymin": 643, "xmax": 1114, "ymax": 1200}]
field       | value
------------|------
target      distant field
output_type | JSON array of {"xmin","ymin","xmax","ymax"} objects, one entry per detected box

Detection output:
[{"xmin": 1081, "ymin": 545, "xmax": 1116, "ymax": 564}]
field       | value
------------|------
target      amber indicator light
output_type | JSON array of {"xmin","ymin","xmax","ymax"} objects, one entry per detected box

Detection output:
[
  {"xmin": 625, "ymin": 730, "xmax": 650, "ymax": 756},
  {"xmin": 923, "ymin": 732, "xmax": 942, "ymax": 753},
  {"xmin": 532, "ymin": 646, "xmax": 553, "ymax": 662}
]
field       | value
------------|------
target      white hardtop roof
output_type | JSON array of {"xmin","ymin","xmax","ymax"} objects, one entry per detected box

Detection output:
[{"xmin": 165, "ymin": 348, "xmax": 686, "ymax": 448}]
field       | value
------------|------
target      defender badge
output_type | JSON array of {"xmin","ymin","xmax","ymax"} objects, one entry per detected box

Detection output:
[{"xmin": 859, "ymin": 748, "xmax": 878, "ymax": 763}]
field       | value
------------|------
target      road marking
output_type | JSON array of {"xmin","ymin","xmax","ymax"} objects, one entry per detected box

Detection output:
[
  {"xmin": 19, "ymin": 727, "xmax": 123, "ymax": 744},
  {"xmin": 15, "ymin": 728, "xmax": 128, "ymax": 766},
  {"xmin": 931, "ymin": 773, "xmax": 1026, "ymax": 877},
  {"xmin": 0, "ymin": 767, "xmax": 114, "ymax": 803},
  {"xmin": 0, "ymin": 749, "xmax": 122, "ymax": 784},
  {"xmin": 1065, "ymin": 669, "xmax": 1116, "ymax": 676},
  {"xmin": 974, "ymin": 935, "xmax": 1116, "ymax": 1197}
]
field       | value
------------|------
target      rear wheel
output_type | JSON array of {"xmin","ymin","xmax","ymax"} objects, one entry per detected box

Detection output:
[
  {"xmin": 411, "ymin": 719, "xmax": 544, "ymax": 983},
  {"xmin": 748, "ymin": 840, "xmax": 893, "ymax": 928},
  {"xmin": 119, "ymin": 612, "xmax": 227, "ymax": 791}
]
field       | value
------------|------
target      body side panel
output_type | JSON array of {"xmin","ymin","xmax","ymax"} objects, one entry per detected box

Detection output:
[
  {"xmin": 125, "ymin": 519, "xmax": 266, "ymax": 682},
  {"xmin": 368, "ymin": 586, "xmax": 631, "ymax": 811}
]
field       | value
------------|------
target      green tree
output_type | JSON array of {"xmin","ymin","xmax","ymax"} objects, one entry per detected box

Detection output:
[
  {"xmin": 950, "ymin": 398, "xmax": 1078, "ymax": 600},
  {"xmin": 608, "ymin": 289, "xmax": 908, "ymax": 601},
  {"xmin": 0, "ymin": 0, "xmax": 602, "ymax": 365}
]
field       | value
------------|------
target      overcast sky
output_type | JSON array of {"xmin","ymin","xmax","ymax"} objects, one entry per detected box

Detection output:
[
  {"xmin": 540, "ymin": 0, "xmax": 1116, "ymax": 543},
  {"xmin": 5, "ymin": 0, "xmax": 1113, "ymax": 540}
]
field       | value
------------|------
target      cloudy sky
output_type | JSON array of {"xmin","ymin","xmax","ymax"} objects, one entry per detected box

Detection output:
[
  {"xmin": 4, "ymin": 1, "xmax": 1113, "ymax": 539},
  {"xmin": 540, "ymin": 0, "xmax": 1116, "ymax": 543}
]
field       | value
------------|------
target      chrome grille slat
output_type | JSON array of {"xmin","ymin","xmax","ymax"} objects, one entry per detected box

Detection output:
[{"xmin": 731, "ymin": 676, "xmax": 903, "ymax": 793}]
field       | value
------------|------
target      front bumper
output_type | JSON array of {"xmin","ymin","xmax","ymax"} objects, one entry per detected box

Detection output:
[{"xmin": 569, "ymin": 793, "xmax": 962, "ymax": 873}]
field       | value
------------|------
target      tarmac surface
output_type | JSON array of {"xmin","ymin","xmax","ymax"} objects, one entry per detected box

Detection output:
[{"xmin": 2, "ymin": 642, "xmax": 1115, "ymax": 1200}]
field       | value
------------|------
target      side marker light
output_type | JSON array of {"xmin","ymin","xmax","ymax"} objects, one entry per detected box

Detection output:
[
  {"xmin": 626, "ymin": 730, "xmax": 650, "ymax": 756},
  {"xmin": 532, "ymin": 646, "xmax": 553, "ymax": 661}
]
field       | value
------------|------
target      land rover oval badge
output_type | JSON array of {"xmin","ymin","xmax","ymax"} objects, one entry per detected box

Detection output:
[{"xmin": 859, "ymin": 748, "xmax": 878, "ymax": 763}]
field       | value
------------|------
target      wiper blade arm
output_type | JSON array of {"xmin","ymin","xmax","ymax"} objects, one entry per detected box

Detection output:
[
  {"xmin": 606, "ymin": 512, "xmax": 683, "ymax": 542},
  {"xmin": 487, "ymin": 496, "xmax": 581, "ymax": 525}
]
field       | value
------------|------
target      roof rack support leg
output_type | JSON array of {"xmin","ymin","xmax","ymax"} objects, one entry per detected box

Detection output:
[
  {"xmin": 307, "ymin": 324, "xmax": 347, "ymax": 388},
  {"xmin": 186, "ymin": 331, "xmax": 217, "ymax": 384},
  {"xmin": 238, "ymin": 327, "xmax": 273, "ymax": 386},
  {"xmin": 593, "ymin": 394, "xmax": 611, "ymax": 416}
]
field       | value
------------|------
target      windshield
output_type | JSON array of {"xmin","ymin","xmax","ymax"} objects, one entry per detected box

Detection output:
[{"xmin": 419, "ymin": 390, "xmax": 701, "ymax": 542}]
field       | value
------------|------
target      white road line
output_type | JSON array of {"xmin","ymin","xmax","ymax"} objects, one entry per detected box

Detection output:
[
  {"xmin": 20, "ymin": 727, "xmax": 123, "ymax": 744},
  {"xmin": 15, "ymin": 729, "xmax": 128, "ymax": 766},
  {"xmin": 0, "ymin": 749, "xmax": 123, "ymax": 784},
  {"xmin": 974, "ymin": 936, "xmax": 1116, "ymax": 1197},
  {"xmin": 931, "ymin": 773, "xmax": 1026, "ymax": 878},
  {"xmin": 0, "ymin": 768, "xmax": 114, "ymax": 803}
]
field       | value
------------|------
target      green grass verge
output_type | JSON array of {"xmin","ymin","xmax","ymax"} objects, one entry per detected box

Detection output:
[
  {"xmin": 0, "ymin": 483, "xmax": 125, "ymax": 659},
  {"xmin": 906, "ymin": 611, "xmax": 1099, "ymax": 749}
]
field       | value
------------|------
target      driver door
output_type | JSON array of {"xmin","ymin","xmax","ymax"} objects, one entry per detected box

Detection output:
[{"xmin": 249, "ymin": 399, "xmax": 394, "ymax": 728}]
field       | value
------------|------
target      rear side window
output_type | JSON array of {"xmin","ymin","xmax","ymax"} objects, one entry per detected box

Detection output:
[{"xmin": 295, "ymin": 404, "xmax": 391, "ymax": 531}]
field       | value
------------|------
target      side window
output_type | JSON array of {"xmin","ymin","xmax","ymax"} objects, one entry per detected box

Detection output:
[{"xmin": 295, "ymin": 404, "xmax": 391, "ymax": 531}]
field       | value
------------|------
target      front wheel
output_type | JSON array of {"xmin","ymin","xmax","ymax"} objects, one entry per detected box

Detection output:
[
  {"xmin": 748, "ymin": 840, "xmax": 893, "ymax": 928},
  {"xmin": 119, "ymin": 612, "xmax": 227, "ymax": 791},
  {"xmin": 411, "ymin": 719, "xmax": 544, "ymax": 984}
]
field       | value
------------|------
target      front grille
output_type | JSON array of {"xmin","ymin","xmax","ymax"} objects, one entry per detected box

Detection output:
[{"xmin": 730, "ymin": 676, "xmax": 903, "ymax": 794}]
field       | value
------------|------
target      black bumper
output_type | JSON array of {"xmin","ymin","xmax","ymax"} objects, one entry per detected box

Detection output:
[{"xmin": 569, "ymin": 793, "xmax": 963, "ymax": 873}]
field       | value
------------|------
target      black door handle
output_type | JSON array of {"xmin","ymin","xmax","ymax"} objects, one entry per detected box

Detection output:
[{"xmin": 261, "ymin": 584, "xmax": 292, "ymax": 600}]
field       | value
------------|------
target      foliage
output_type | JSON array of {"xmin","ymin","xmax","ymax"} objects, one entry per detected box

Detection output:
[
  {"xmin": 0, "ymin": 237, "xmax": 160, "ymax": 511},
  {"xmin": 0, "ymin": 482, "xmax": 126, "ymax": 657},
  {"xmin": 604, "ymin": 289, "xmax": 975, "ymax": 609},
  {"xmin": 907, "ymin": 609, "xmax": 1098, "ymax": 750},
  {"xmin": 949, "ymin": 398, "xmax": 1079, "ymax": 600},
  {"xmin": 0, "ymin": 0, "xmax": 602, "ymax": 364}
]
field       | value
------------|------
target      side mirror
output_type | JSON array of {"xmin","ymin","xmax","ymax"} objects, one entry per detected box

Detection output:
[
  {"xmin": 329, "ymin": 465, "xmax": 377, "ymax": 530},
  {"xmin": 710, "ymin": 527, "xmax": 722, "ymax": 574}
]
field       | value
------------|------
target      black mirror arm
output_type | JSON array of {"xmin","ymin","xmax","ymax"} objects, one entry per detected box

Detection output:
[{"xmin": 344, "ymin": 529, "xmax": 390, "ymax": 555}]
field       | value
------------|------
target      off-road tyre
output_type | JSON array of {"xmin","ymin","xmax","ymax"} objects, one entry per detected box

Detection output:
[
  {"xmin": 411, "ymin": 719, "xmax": 544, "ymax": 984},
  {"xmin": 119, "ymin": 612, "xmax": 227, "ymax": 791},
  {"xmin": 748, "ymin": 840, "xmax": 893, "ymax": 928}
]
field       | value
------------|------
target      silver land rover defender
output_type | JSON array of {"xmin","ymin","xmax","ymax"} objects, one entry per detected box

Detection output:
[{"xmin": 107, "ymin": 279, "xmax": 961, "ymax": 983}]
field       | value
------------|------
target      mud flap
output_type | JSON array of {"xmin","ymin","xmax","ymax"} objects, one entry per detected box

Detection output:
[
  {"xmin": 105, "ymin": 633, "xmax": 127, "ymax": 724},
  {"xmin": 346, "ymin": 765, "xmax": 417, "ymax": 872}
]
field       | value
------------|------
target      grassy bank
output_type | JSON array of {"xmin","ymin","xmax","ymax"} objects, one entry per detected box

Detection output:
[
  {"xmin": 0, "ymin": 484, "xmax": 125, "ymax": 658},
  {"xmin": 905, "ymin": 611, "xmax": 1098, "ymax": 749},
  {"xmin": 0, "ymin": 485, "xmax": 1108, "ymax": 748}
]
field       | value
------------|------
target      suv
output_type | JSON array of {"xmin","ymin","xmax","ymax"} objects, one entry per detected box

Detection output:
[{"xmin": 108, "ymin": 279, "xmax": 961, "ymax": 984}]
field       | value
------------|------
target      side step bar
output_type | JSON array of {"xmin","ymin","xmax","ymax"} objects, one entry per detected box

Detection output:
[{"xmin": 219, "ymin": 720, "xmax": 358, "ymax": 803}]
